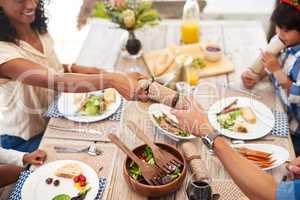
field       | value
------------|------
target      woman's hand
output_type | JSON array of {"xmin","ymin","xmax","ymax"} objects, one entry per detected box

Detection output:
[
  {"xmin": 241, "ymin": 70, "xmax": 260, "ymax": 89},
  {"xmin": 261, "ymin": 52, "xmax": 281, "ymax": 73},
  {"xmin": 110, "ymin": 72, "xmax": 149, "ymax": 101},
  {"xmin": 286, "ymin": 157, "xmax": 300, "ymax": 179},
  {"xmin": 23, "ymin": 149, "xmax": 47, "ymax": 166},
  {"xmin": 171, "ymin": 97, "xmax": 213, "ymax": 137}
]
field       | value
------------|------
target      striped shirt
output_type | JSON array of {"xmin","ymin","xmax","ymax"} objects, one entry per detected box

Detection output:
[{"xmin": 272, "ymin": 43, "xmax": 300, "ymax": 134}]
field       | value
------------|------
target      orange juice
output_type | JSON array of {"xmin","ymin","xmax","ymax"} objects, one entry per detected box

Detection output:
[
  {"xmin": 181, "ymin": 21, "xmax": 199, "ymax": 44},
  {"xmin": 186, "ymin": 67, "xmax": 199, "ymax": 85}
]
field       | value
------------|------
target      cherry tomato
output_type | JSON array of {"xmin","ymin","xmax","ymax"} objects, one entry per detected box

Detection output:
[
  {"xmin": 78, "ymin": 175, "xmax": 86, "ymax": 182},
  {"xmin": 73, "ymin": 176, "xmax": 80, "ymax": 183},
  {"xmin": 79, "ymin": 180, "xmax": 87, "ymax": 187}
]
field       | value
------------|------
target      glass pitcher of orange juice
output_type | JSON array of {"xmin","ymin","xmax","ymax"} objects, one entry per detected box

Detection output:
[{"xmin": 181, "ymin": 0, "xmax": 200, "ymax": 44}]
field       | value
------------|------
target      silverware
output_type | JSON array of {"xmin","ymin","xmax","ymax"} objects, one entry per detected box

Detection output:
[
  {"xmin": 224, "ymin": 84, "xmax": 262, "ymax": 100},
  {"xmin": 54, "ymin": 143, "xmax": 103, "ymax": 156},
  {"xmin": 54, "ymin": 146, "xmax": 89, "ymax": 153},
  {"xmin": 48, "ymin": 125, "xmax": 103, "ymax": 135},
  {"xmin": 97, "ymin": 166, "xmax": 104, "ymax": 174},
  {"xmin": 87, "ymin": 142, "xmax": 103, "ymax": 156},
  {"xmin": 45, "ymin": 135, "xmax": 111, "ymax": 143}
]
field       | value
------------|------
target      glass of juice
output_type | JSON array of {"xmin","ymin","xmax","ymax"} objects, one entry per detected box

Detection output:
[
  {"xmin": 181, "ymin": 21, "xmax": 200, "ymax": 44},
  {"xmin": 186, "ymin": 67, "xmax": 199, "ymax": 86}
]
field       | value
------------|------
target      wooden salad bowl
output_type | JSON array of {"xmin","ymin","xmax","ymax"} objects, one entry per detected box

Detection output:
[{"xmin": 123, "ymin": 143, "xmax": 187, "ymax": 197}]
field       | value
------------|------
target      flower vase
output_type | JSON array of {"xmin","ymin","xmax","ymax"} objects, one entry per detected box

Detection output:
[{"xmin": 120, "ymin": 30, "xmax": 142, "ymax": 59}]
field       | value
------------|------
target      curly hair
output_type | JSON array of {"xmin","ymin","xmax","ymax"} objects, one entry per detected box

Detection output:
[{"xmin": 0, "ymin": 0, "xmax": 48, "ymax": 44}]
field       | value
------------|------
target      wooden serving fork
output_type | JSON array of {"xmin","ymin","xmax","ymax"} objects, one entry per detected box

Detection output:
[
  {"xmin": 127, "ymin": 121, "xmax": 183, "ymax": 174},
  {"xmin": 108, "ymin": 134, "xmax": 166, "ymax": 185}
]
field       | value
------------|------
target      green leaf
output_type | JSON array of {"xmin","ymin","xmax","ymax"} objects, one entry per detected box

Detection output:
[
  {"xmin": 137, "ymin": 1, "xmax": 153, "ymax": 15},
  {"xmin": 92, "ymin": 2, "xmax": 111, "ymax": 19},
  {"xmin": 52, "ymin": 194, "xmax": 71, "ymax": 200},
  {"xmin": 137, "ymin": 9, "xmax": 160, "ymax": 23}
]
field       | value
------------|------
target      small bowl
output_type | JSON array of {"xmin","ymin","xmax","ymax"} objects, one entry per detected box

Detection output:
[
  {"xmin": 203, "ymin": 44, "xmax": 223, "ymax": 62},
  {"xmin": 123, "ymin": 143, "xmax": 187, "ymax": 197}
]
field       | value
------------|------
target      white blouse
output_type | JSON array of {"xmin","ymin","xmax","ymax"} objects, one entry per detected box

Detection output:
[{"xmin": 0, "ymin": 33, "xmax": 63, "ymax": 140}]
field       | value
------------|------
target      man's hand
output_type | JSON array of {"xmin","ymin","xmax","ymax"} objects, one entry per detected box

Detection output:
[
  {"xmin": 286, "ymin": 157, "xmax": 300, "ymax": 179},
  {"xmin": 241, "ymin": 70, "xmax": 260, "ymax": 89},
  {"xmin": 171, "ymin": 97, "xmax": 213, "ymax": 137},
  {"xmin": 111, "ymin": 72, "xmax": 149, "ymax": 102},
  {"xmin": 261, "ymin": 52, "xmax": 281, "ymax": 73},
  {"xmin": 23, "ymin": 149, "xmax": 47, "ymax": 166}
]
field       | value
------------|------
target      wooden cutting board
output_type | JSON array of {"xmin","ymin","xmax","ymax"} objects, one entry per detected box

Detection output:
[{"xmin": 143, "ymin": 43, "xmax": 235, "ymax": 78}]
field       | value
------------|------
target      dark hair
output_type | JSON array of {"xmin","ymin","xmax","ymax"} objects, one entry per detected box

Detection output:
[
  {"xmin": 0, "ymin": 0, "xmax": 48, "ymax": 44},
  {"xmin": 271, "ymin": 3, "xmax": 300, "ymax": 32}
]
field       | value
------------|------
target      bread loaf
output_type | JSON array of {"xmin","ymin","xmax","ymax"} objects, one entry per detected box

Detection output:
[
  {"xmin": 55, "ymin": 163, "xmax": 82, "ymax": 179},
  {"xmin": 241, "ymin": 107, "xmax": 256, "ymax": 124}
]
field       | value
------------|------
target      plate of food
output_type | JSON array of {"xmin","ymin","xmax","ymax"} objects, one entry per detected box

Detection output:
[
  {"xmin": 208, "ymin": 97, "xmax": 275, "ymax": 140},
  {"xmin": 232, "ymin": 143, "xmax": 289, "ymax": 171},
  {"xmin": 58, "ymin": 88, "xmax": 122, "ymax": 122},
  {"xmin": 21, "ymin": 160, "xmax": 99, "ymax": 200},
  {"xmin": 149, "ymin": 104, "xmax": 196, "ymax": 141}
]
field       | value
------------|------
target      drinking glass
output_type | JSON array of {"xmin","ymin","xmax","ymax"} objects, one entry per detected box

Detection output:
[{"xmin": 186, "ymin": 173, "xmax": 212, "ymax": 200}]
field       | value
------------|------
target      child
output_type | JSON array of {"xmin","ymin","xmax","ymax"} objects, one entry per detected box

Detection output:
[{"xmin": 241, "ymin": 0, "xmax": 300, "ymax": 155}]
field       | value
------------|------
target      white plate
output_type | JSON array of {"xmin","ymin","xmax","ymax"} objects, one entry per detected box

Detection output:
[
  {"xmin": 208, "ymin": 96, "xmax": 275, "ymax": 140},
  {"xmin": 149, "ymin": 103, "xmax": 196, "ymax": 141},
  {"xmin": 58, "ymin": 90, "xmax": 122, "ymax": 123},
  {"xmin": 231, "ymin": 143, "xmax": 289, "ymax": 171},
  {"xmin": 22, "ymin": 160, "xmax": 99, "ymax": 200}
]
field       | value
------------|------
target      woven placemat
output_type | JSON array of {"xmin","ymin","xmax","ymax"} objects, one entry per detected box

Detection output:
[{"xmin": 212, "ymin": 179, "xmax": 248, "ymax": 200}]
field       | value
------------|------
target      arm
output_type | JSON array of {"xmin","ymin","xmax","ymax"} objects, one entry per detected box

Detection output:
[
  {"xmin": 213, "ymin": 137, "xmax": 277, "ymax": 200},
  {"xmin": 273, "ymin": 70, "xmax": 293, "ymax": 91},
  {"xmin": 0, "ymin": 58, "xmax": 144, "ymax": 100},
  {"xmin": 63, "ymin": 63, "xmax": 107, "ymax": 74},
  {"xmin": 171, "ymin": 100, "xmax": 277, "ymax": 200},
  {"xmin": 0, "ymin": 148, "xmax": 25, "ymax": 167},
  {"xmin": 0, "ymin": 165, "xmax": 23, "ymax": 187}
]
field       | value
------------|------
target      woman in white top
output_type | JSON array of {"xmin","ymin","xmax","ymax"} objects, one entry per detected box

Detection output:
[{"xmin": 0, "ymin": 0, "xmax": 147, "ymax": 152}]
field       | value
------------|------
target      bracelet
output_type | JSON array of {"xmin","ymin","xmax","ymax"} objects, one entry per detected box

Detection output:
[
  {"xmin": 139, "ymin": 78, "xmax": 155, "ymax": 94},
  {"xmin": 171, "ymin": 92, "xmax": 180, "ymax": 108},
  {"xmin": 67, "ymin": 63, "xmax": 73, "ymax": 73}
]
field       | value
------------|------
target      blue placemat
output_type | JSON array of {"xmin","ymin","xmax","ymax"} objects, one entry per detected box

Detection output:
[
  {"xmin": 9, "ymin": 170, "xmax": 107, "ymax": 200},
  {"xmin": 270, "ymin": 110, "xmax": 289, "ymax": 137},
  {"xmin": 44, "ymin": 95, "xmax": 124, "ymax": 121}
]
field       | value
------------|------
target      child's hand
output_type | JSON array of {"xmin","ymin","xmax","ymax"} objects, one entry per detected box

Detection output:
[
  {"xmin": 261, "ymin": 52, "xmax": 281, "ymax": 73},
  {"xmin": 241, "ymin": 70, "xmax": 260, "ymax": 89},
  {"xmin": 286, "ymin": 157, "xmax": 300, "ymax": 179},
  {"xmin": 23, "ymin": 149, "xmax": 47, "ymax": 166}
]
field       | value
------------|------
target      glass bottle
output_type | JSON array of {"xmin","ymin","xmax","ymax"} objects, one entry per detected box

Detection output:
[{"xmin": 181, "ymin": 0, "xmax": 200, "ymax": 44}]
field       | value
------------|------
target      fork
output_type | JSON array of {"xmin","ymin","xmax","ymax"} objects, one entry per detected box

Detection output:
[
  {"xmin": 108, "ymin": 134, "xmax": 166, "ymax": 185},
  {"xmin": 127, "ymin": 121, "xmax": 183, "ymax": 174}
]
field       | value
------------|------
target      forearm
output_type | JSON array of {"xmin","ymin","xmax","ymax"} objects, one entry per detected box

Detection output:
[
  {"xmin": 18, "ymin": 70, "xmax": 114, "ymax": 93},
  {"xmin": 273, "ymin": 70, "xmax": 293, "ymax": 91},
  {"xmin": 63, "ymin": 64, "xmax": 107, "ymax": 74},
  {"xmin": 213, "ymin": 137, "xmax": 277, "ymax": 200},
  {"xmin": 0, "ymin": 165, "xmax": 23, "ymax": 187}
]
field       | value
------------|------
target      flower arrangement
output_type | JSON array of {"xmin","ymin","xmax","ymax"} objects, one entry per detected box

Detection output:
[{"xmin": 92, "ymin": 0, "xmax": 161, "ymax": 31}]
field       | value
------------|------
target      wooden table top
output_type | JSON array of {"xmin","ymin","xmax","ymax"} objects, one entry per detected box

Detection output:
[{"xmin": 39, "ymin": 19, "xmax": 295, "ymax": 200}]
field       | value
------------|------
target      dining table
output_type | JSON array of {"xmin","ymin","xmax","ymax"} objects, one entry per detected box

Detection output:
[{"xmin": 38, "ymin": 19, "xmax": 296, "ymax": 200}]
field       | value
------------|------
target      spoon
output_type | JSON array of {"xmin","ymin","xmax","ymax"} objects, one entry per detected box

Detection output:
[{"xmin": 87, "ymin": 142, "xmax": 103, "ymax": 156}]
